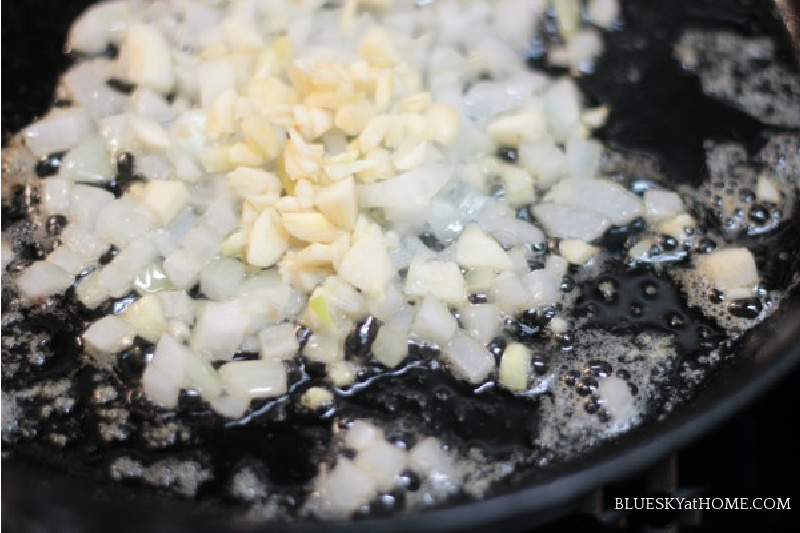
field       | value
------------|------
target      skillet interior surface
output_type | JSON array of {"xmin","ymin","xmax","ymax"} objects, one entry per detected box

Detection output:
[{"xmin": 3, "ymin": 0, "xmax": 800, "ymax": 531}]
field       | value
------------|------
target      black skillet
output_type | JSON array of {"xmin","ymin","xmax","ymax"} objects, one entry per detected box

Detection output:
[{"xmin": 3, "ymin": 0, "xmax": 800, "ymax": 531}]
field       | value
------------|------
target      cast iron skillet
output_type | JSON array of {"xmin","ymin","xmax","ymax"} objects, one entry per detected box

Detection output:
[{"xmin": 2, "ymin": 0, "xmax": 800, "ymax": 531}]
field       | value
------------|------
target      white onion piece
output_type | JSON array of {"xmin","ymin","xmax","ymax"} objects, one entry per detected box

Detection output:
[
  {"xmin": 644, "ymin": 190, "xmax": 684, "ymax": 222},
  {"xmin": 354, "ymin": 440, "xmax": 407, "ymax": 490},
  {"xmin": 23, "ymin": 108, "xmax": 94, "ymax": 158},
  {"xmin": 127, "ymin": 88, "xmax": 174, "ymax": 123},
  {"xmin": 95, "ymin": 198, "xmax": 158, "ymax": 246},
  {"xmin": 477, "ymin": 200, "xmax": 546, "ymax": 248},
  {"xmin": 757, "ymin": 175, "xmax": 781, "ymax": 203},
  {"xmin": 546, "ymin": 255, "xmax": 569, "ymax": 280},
  {"xmin": 544, "ymin": 78, "xmax": 582, "ymax": 141},
  {"xmin": 2, "ymin": 240, "xmax": 14, "ymax": 270},
  {"xmin": 462, "ymin": 73, "xmax": 546, "ymax": 122},
  {"xmin": 180, "ymin": 225, "xmax": 223, "ymax": 263},
  {"xmin": 518, "ymin": 137, "xmax": 568, "ymax": 187},
  {"xmin": 532, "ymin": 203, "xmax": 611, "ymax": 241},
  {"xmin": 565, "ymin": 29, "xmax": 604, "ymax": 72},
  {"xmin": 471, "ymin": 35, "xmax": 521, "ymax": 78},
  {"xmin": 60, "ymin": 225, "xmax": 103, "ymax": 261},
  {"xmin": 76, "ymin": 272, "xmax": 108, "ymax": 309},
  {"xmin": 137, "ymin": 154, "xmax": 174, "ymax": 180},
  {"xmin": 47, "ymin": 247, "xmax": 88, "ymax": 276},
  {"xmin": 404, "ymin": 258, "xmax": 467, "ymax": 304},
  {"xmin": 695, "ymin": 248, "xmax": 759, "ymax": 293},
  {"xmin": 121, "ymin": 294, "xmax": 167, "ymax": 342},
  {"xmin": 143, "ymin": 334, "xmax": 193, "ymax": 408},
  {"xmin": 587, "ymin": 0, "xmax": 620, "ymax": 29},
  {"xmin": 157, "ymin": 291, "xmax": 195, "ymax": 324},
  {"xmin": 200, "ymin": 199, "xmax": 240, "ymax": 238},
  {"xmin": 544, "ymin": 179, "xmax": 643, "ymax": 224},
  {"xmin": 179, "ymin": 1, "xmax": 223, "ymax": 50},
  {"xmin": 142, "ymin": 181, "xmax": 189, "ymax": 226},
  {"xmin": 166, "ymin": 208, "xmax": 197, "ymax": 242},
  {"xmin": 493, "ymin": 0, "xmax": 544, "ymax": 52},
  {"xmin": 219, "ymin": 360, "xmax": 287, "ymax": 398},
  {"xmin": 319, "ymin": 277, "xmax": 364, "ymax": 316},
  {"xmin": 123, "ymin": 23, "xmax": 175, "ymax": 93},
  {"xmin": 17, "ymin": 262, "xmax": 74, "ymax": 299},
  {"xmin": 199, "ymin": 258, "xmax": 245, "ymax": 301},
  {"xmin": 142, "ymin": 367, "xmax": 181, "ymax": 409},
  {"xmin": 367, "ymin": 281, "xmax": 405, "ymax": 321},
  {"xmin": 559, "ymin": 239, "xmax": 598, "ymax": 265},
  {"xmin": 68, "ymin": 185, "xmax": 115, "ymax": 230},
  {"xmin": 490, "ymin": 271, "xmax": 533, "ymax": 313},
  {"xmin": 523, "ymin": 269, "xmax": 561, "ymax": 306},
  {"xmin": 315, "ymin": 458, "xmax": 378, "ymax": 517},
  {"xmin": 357, "ymin": 163, "xmax": 451, "ymax": 209},
  {"xmin": 597, "ymin": 376, "xmax": 636, "ymax": 429},
  {"xmin": 460, "ymin": 303, "xmax": 502, "ymax": 345},
  {"xmin": 443, "ymin": 333, "xmax": 495, "ymax": 384},
  {"xmin": 209, "ymin": 391, "xmax": 250, "ymax": 418},
  {"xmin": 455, "ymin": 224, "xmax": 514, "ymax": 270},
  {"xmin": 566, "ymin": 137, "xmax": 602, "ymax": 180},
  {"xmin": 130, "ymin": 116, "xmax": 171, "ymax": 151},
  {"xmin": 337, "ymin": 232, "xmax": 395, "ymax": 296},
  {"xmin": 259, "ymin": 323, "xmax": 300, "ymax": 360},
  {"xmin": 163, "ymin": 248, "xmax": 205, "ymax": 289},
  {"xmin": 83, "ymin": 315, "xmax": 135, "ymax": 354},
  {"xmin": 191, "ymin": 299, "xmax": 249, "ymax": 360},
  {"xmin": 304, "ymin": 331, "xmax": 343, "ymax": 364},
  {"xmin": 98, "ymin": 113, "xmax": 140, "ymax": 156},
  {"xmin": 412, "ymin": 295, "xmax": 458, "ymax": 347},
  {"xmin": 198, "ymin": 57, "xmax": 237, "ymax": 108},
  {"xmin": 98, "ymin": 237, "xmax": 158, "ymax": 298},
  {"xmin": 67, "ymin": 0, "xmax": 129, "ymax": 53},
  {"xmin": 185, "ymin": 355, "xmax": 224, "ymax": 399},
  {"xmin": 372, "ymin": 310, "xmax": 413, "ymax": 368},
  {"xmin": 41, "ymin": 179, "xmax": 71, "ymax": 215},
  {"xmin": 237, "ymin": 272, "xmax": 299, "ymax": 332},
  {"xmin": 408, "ymin": 437, "xmax": 459, "ymax": 488},
  {"xmin": 63, "ymin": 59, "xmax": 127, "ymax": 119},
  {"xmin": 81, "ymin": 124, "xmax": 126, "ymax": 173}
]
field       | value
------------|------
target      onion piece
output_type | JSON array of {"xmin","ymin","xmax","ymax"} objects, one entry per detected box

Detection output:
[
  {"xmin": 17, "ymin": 262, "xmax": 74, "ymax": 299},
  {"xmin": 191, "ymin": 299, "xmax": 249, "ymax": 360},
  {"xmin": 68, "ymin": 185, "xmax": 115, "ymax": 230},
  {"xmin": 460, "ymin": 303, "xmax": 502, "ymax": 345},
  {"xmin": 532, "ymin": 203, "xmax": 611, "ymax": 241},
  {"xmin": 643, "ymin": 190, "xmax": 685, "ymax": 222},
  {"xmin": 404, "ymin": 258, "xmax": 467, "ymax": 304},
  {"xmin": 199, "ymin": 258, "xmax": 245, "ymax": 301},
  {"xmin": 411, "ymin": 295, "xmax": 458, "ymax": 347},
  {"xmin": 544, "ymin": 179, "xmax": 643, "ymax": 224},
  {"xmin": 357, "ymin": 163, "xmax": 451, "ymax": 209},
  {"xmin": 315, "ymin": 458, "xmax": 378, "ymax": 517},
  {"xmin": 67, "ymin": 0, "xmax": 129, "ymax": 53},
  {"xmin": 83, "ymin": 315, "xmax": 135, "ymax": 355},
  {"xmin": 259, "ymin": 323, "xmax": 300, "ymax": 360},
  {"xmin": 443, "ymin": 332, "xmax": 495, "ymax": 384},
  {"xmin": 354, "ymin": 440, "xmax": 407, "ymax": 490},
  {"xmin": 219, "ymin": 359, "xmax": 287, "ymax": 398},
  {"xmin": 454, "ymin": 224, "xmax": 514, "ymax": 270},
  {"xmin": 23, "ymin": 108, "xmax": 94, "ymax": 158}
]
